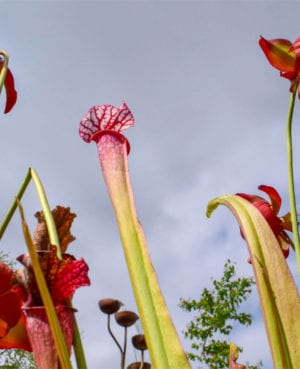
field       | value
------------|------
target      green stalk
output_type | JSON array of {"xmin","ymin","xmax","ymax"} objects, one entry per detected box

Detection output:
[
  {"xmin": 0, "ymin": 168, "xmax": 61, "ymax": 258},
  {"xmin": 30, "ymin": 168, "xmax": 61, "ymax": 259},
  {"xmin": 0, "ymin": 50, "xmax": 8, "ymax": 96},
  {"xmin": 286, "ymin": 85, "xmax": 300, "ymax": 277},
  {"xmin": 70, "ymin": 302, "xmax": 88, "ymax": 369},
  {"xmin": 0, "ymin": 168, "xmax": 31, "ymax": 239}
]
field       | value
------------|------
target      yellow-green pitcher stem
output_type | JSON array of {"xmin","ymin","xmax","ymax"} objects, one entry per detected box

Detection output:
[
  {"xmin": 286, "ymin": 85, "xmax": 300, "ymax": 277},
  {"xmin": 97, "ymin": 134, "xmax": 191, "ymax": 369}
]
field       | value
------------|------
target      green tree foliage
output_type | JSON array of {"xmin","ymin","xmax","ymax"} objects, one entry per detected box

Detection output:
[
  {"xmin": 180, "ymin": 259, "xmax": 262, "ymax": 369},
  {"xmin": 0, "ymin": 349, "xmax": 35, "ymax": 369}
]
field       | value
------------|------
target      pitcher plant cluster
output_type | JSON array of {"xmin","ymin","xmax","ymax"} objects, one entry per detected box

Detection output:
[{"xmin": 0, "ymin": 35, "xmax": 299, "ymax": 369}]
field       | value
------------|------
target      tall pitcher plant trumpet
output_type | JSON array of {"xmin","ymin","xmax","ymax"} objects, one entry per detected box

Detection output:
[{"xmin": 79, "ymin": 103, "xmax": 191, "ymax": 369}]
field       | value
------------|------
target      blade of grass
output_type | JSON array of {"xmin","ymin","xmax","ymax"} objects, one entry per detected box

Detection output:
[
  {"xmin": 30, "ymin": 168, "xmax": 61, "ymax": 259},
  {"xmin": 0, "ymin": 168, "xmax": 31, "ymax": 239}
]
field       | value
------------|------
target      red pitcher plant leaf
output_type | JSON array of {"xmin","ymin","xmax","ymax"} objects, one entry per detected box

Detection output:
[{"xmin": 79, "ymin": 103, "xmax": 192, "ymax": 369}]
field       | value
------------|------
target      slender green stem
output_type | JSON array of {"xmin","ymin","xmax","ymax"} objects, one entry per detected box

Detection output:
[
  {"xmin": 0, "ymin": 50, "xmax": 8, "ymax": 96},
  {"xmin": 0, "ymin": 168, "xmax": 62, "ymax": 259},
  {"xmin": 0, "ymin": 168, "xmax": 31, "ymax": 239},
  {"xmin": 71, "ymin": 310, "xmax": 88, "ymax": 369},
  {"xmin": 286, "ymin": 84, "xmax": 300, "ymax": 277}
]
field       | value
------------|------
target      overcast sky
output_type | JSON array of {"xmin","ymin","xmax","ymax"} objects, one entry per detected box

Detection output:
[{"xmin": 1, "ymin": 1, "xmax": 300, "ymax": 368}]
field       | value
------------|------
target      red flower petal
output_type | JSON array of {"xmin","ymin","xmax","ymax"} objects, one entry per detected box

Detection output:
[
  {"xmin": 0, "ymin": 314, "xmax": 31, "ymax": 351},
  {"xmin": 0, "ymin": 291, "xmax": 22, "ymax": 333},
  {"xmin": 51, "ymin": 258, "xmax": 90, "ymax": 303},
  {"xmin": 237, "ymin": 185, "xmax": 293, "ymax": 258},
  {"xmin": 259, "ymin": 36, "xmax": 295, "ymax": 73},
  {"xmin": 3, "ymin": 67, "xmax": 17, "ymax": 114},
  {"xmin": 0, "ymin": 261, "xmax": 13, "ymax": 294},
  {"xmin": 258, "ymin": 184, "xmax": 281, "ymax": 215},
  {"xmin": 0, "ymin": 262, "xmax": 22, "ymax": 334}
]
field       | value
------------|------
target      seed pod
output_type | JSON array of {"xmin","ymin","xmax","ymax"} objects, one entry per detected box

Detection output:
[
  {"xmin": 132, "ymin": 334, "xmax": 147, "ymax": 351},
  {"xmin": 115, "ymin": 310, "xmax": 139, "ymax": 327},
  {"xmin": 98, "ymin": 298, "xmax": 123, "ymax": 315}
]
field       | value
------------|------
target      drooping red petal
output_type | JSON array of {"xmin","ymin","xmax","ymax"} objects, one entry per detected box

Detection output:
[
  {"xmin": 0, "ymin": 261, "xmax": 13, "ymax": 294},
  {"xmin": 290, "ymin": 37, "xmax": 300, "ymax": 71},
  {"xmin": 0, "ymin": 319, "xmax": 8, "ymax": 337},
  {"xmin": 51, "ymin": 258, "xmax": 90, "ymax": 303},
  {"xmin": 259, "ymin": 36, "xmax": 295, "ymax": 73},
  {"xmin": 3, "ymin": 67, "xmax": 17, "ymax": 114},
  {"xmin": 79, "ymin": 102, "xmax": 134, "ymax": 143},
  {"xmin": 258, "ymin": 184, "xmax": 282, "ymax": 215},
  {"xmin": 235, "ymin": 193, "xmax": 264, "ymax": 204},
  {"xmin": 0, "ymin": 291, "xmax": 22, "ymax": 333},
  {"xmin": 253, "ymin": 200, "xmax": 283, "ymax": 236},
  {"xmin": 0, "ymin": 262, "xmax": 22, "ymax": 335},
  {"xmin": 237, "ymin": 191, "xmax": 283, "ymax": 237},
  {"xmin": 237, "ymin": 186, "xmax": 293, "ymax": 259},
  {"xmin": 0, "ymin": 314, "xmax": 31, "ymax": 351}
]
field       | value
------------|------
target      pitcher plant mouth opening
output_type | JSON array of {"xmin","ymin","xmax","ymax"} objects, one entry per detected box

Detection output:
[{"xmin": 90, "ymin": 130, "xmax": 131, "ymax": 154}]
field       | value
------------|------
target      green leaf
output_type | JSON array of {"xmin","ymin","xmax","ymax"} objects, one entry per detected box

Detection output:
[{"xmin": 207, "ymin": 194, "xmax": 300, "ymax": 369}]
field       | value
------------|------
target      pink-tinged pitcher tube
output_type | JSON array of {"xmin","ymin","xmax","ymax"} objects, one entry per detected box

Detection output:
[
  {"xmin": 24, "ymin": 306, "xmax": 76, "ymax": 369},
  {"xmin": 79, "ymin": 103, "xmax": 192, "ymax": 369}
]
